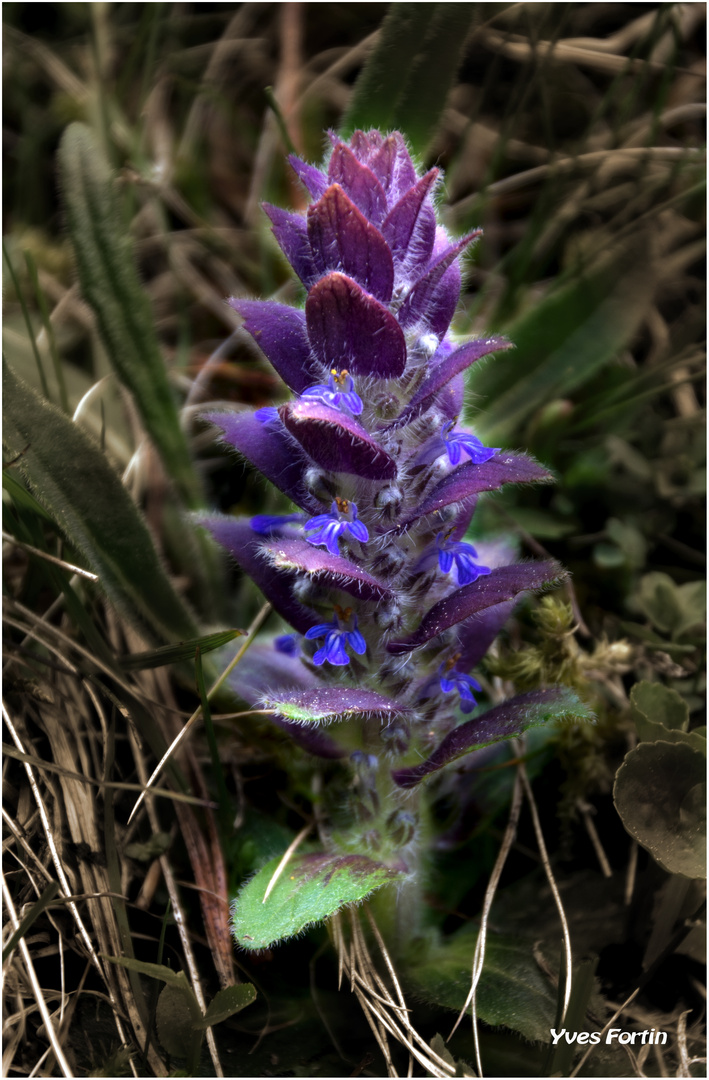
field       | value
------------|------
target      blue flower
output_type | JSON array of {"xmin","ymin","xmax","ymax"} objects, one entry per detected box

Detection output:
[
  {"xmin": 437, "ymin": 658, "xmax": 482, "ymax": 713},
  {"xmin": 301, "ymin": 369, "xmax": 363, "ymax": 414},
  {"xmin": 254, "ymin": 405, "xmax": 281, "ymax": 425},
  {"xmin": 440, "ymin": 420, "xmax": 497, "ymax": 467},
  {"xmin": 305, "ymin": 607, "xmax": 367, "ymax": 666},
  {"xmin": 251, "ymin": 512, "xmax": 305, "ymax": 534},
  {"xmin": 304, "ymin": 497, "xmax": 369, "ymax": 555},
  {"xmin": 274, "ymin": 633, "xmax": 299, "ymax": 656},
  {"xmin": 435, "ymin": 530, "xmax": 491, "ymax": 586}
]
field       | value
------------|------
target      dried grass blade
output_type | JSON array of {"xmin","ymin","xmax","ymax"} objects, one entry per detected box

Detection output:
[{"xmin": 2, "ymin": 874, "xmax": 73, "ymax": 1078}]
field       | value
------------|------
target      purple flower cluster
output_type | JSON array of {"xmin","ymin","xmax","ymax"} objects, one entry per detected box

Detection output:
[{"xmin": 200, "ymin": 130, "xmax": 560, "ymax": 776}]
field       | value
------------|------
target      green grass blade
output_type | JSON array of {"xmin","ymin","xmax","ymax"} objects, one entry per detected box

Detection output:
[
  {"xmin": 57, "ymin": 122, "xmax": 202, "ymax": 508},
  {"xmin": 2, "ymin": 241, "xmax": 50, "ymax": 400},
  {"xmin": 23, "ymin": 250, "xmax": 70, "ymax": 414},
  {"xmin": 3, "ymin": 358, "xmax": 198, "ymax": 644},
  {"xmin": 119, "ymin": 628, "xmax": 245, "ymax": 670}
]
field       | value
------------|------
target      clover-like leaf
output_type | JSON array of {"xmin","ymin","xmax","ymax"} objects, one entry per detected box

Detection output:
[{"xmin": 614, "ymin": 740, "xmax": 706, "ymax": 879}]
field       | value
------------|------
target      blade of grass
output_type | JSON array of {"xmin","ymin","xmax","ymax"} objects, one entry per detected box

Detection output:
[
  {"xmin": 23, "ymin": 251, "xmax": 70, "ymax": 413},
  {"xmin": 120, "ymin": 628, "xmax": 246, "ymax": 671},
  {"xmin": 2, "ymin": 880, "xmax": 61, "ymax": 963},
  {"xmin": 195, "ymin": 646, "xmax": 231, "ymax": 825},
  {"xmin": 3, "ymin": 241, "xmax": 50, "ymax": 400}
]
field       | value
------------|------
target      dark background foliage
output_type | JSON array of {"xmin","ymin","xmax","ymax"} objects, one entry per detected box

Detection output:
[{"xmin": 3, "ymin": 3, "xmax": 705, "ymax": 1076}]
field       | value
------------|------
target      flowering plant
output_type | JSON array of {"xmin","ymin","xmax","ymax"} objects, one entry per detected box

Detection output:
[{"xmin": 200, "ymin": 130, "xmax": 588, "ymax": 953}]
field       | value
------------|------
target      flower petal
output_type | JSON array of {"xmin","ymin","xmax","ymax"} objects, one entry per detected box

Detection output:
[
  {"xmin": 263, "ymin": 204, "xmax": 318, "ymax": 286},
  {"xmin": 328, "ymin": 143, "xmax": 388, "ymax": 225},
  {"xmin": 228, "ymin": 299, "xmax": 319, "ymax": 393},
  {"xmin": 308, "ymin": 184, "xmax": 394, "ymax": 303},
  {"xmin": 305, "ymin": 272, "xmax": 406, "ymax": 378},
  {"xmin": 204, "ymin": 410, "xmax": 320, "ymax": 514},
  {"xmin": 386, "ymin": 561, "xmax": 566, "ymax": 654},
  {"xmin": 399, "ymin": 452, "xmax": 554, "ymax": 527},
  {"xmin": 260, "ymin": 538, "xmax": 393, "ymax": 601},
  {"xmin": 280, "ymin": 399, "xmax": 398, "ymax": 479},
  {"xmin": 392, "ymin": 688, "xmax": 595, "ymax": 787}
]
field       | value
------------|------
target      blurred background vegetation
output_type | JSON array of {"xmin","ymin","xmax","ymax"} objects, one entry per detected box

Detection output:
[{"xmin": 2, "ymin": 3, "xmax": 705, "ymax": 1077}]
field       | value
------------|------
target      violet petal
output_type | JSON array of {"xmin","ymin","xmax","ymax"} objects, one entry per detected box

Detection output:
[
  {"xmin": 386, "ymin": 561, "xmax": 566, "ymax": 654},
  {"xmin": 305, "ymin": 272, "xmax": 406, "ymax": 378},
  {"xmin": 399, "ymin": 453, "xmax": 554, "ymax": 528},
  {"xmin": 228, "ymin": 299, "xmax": 319, "ymax": 393},
  {"xmin": 262, "ymin": 686, "xmax": 409, "ymax": 725},
  {"xmin": 204, "ymin": 410, "xmax": 320, "ymax": 514},
  {"xmin": 436, "ymin": 371, "xmax": 465, "ymax": 421},
  {"xmin": 288, "ymin": 154, "xmax": 329, "ymax": 199},
  {"xmin": 260, "ymin": 538, "xmax": 393, "ymax": 601},
  {"xmin": 392, "ymin": 688, "xmax": 595, "ymax": 787},
  {"xmin": 280, "ymin": 399, "xmax": 398, "ymax": 479},
  {"xmin": 349, "ymin": 129, "xmax": 385, "ymax": 162},
  {"xmin": 455, "ymin": 600, "xmax": 518, "ymax": 673},
  {"xmin": 398, "ymin": 232, "xmax": 481, "ymax": 329},
  {"xmin": 262, "ymin": 204, "xmax": 318, "ymax": 286},
  {"xmin": 327, "ymin": 143, "xmax": 388, "ymax": 225},
  {"xmin": 196, "ymin": 515, "xmax": 320, "ymax": 634},
  {"xmin": 394, "ymin": 337, "xmax": 511, "ymax": 427},
  {"xmin": 381, "ymin": 169, "xmax": 438, "ymax": 270},
  {"xmin": 308, "ymin": 185, "xmax": 394, "ymax": 303}
]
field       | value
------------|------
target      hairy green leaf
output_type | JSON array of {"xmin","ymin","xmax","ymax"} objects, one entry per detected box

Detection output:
[
  {"xmin": 342, "ymin": 4, "xmax": 474, "ymax": 155},
  {"xmin": 232, "ymin": 852, "xmax": 405, "ymax": 950},
  {"xmin": 405, "ymin": 927, "xmax": 557, "ymax": 1043},
  {"xmin": 3, "ymin": 359, "xmax": 198, "ymax": 644},
  {"xmin": 57, "ymin": 123, "xmax": 202, "ymax": 507}
]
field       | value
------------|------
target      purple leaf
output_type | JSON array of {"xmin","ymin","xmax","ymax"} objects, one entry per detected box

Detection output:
[
  {"xmin": 392, "ymin": 688, "xmax": 595, "ymax": 787},
  {"xmin": 224, "ymin": 642, "xmax": 345, "ymax": 759},
  {"xmin": 328, "ymin": 143, "xmax": 388, "ymax": 225},
  {"xmin": 393, "ymin": 337, "xmax": 511, "ymax": 427},
  {"xmin": 425, "ymin": 262, "xmax": 462, "ymax": 340},
  {"xmin": 305, "ymin": 272, "xmax": 406, "ymax": 378},
  {"xmin": 262, "ymin": 204, "xmax": 317, "ymax": 286},
  {"xmin": 260, "ymin": 538, "xmax": 393, "ymax": 601},
  {"xmin": 436, "ymin": 371, "xmax": 466, "ymax": 420},
  {"xmin": 349, "ymin": 129, "xmax": 385, "ymax": 162},
  {"xmin": 381, "ymin": 169, "xmax": 438, "ymax": 269},
  {"xmin": 262, "ymin": 686, "xmax": 409, "ymax": 725},
  {"xmin": 280, "ymin": 399, "xmax": 398, "ymax": 479},
  {"xmin": 399, "ymin": 453, "xmax": 554, "ymax": 527},
  {"xmin": 197, "ymin": 515, "xmax": 320, "ymax": 635},
  {"xmin": 455, "ymin": 600, "xmax": 517, "ymax": 672},
  {"xmin": 204, "ymin": 410, "xmax": 321, "ymax": 514},
  {"xmin": 288, "ymin": 154, "xmax": 329, "ymax": 199},
  {"xmin": 387, "ymin": 561, "xmax": 566, "ymax": 654},
  {"xmin": 368, "ymin": 133, "xmax": 418, "ymax": 203},
  {"xmin": 228, "ymin": 300, "xmax": 319, "ymax": 393},
  {"xmin": 398, "ymin": 232, "xmax": 481, "ymax": 330},
  {"xmin": 307, "ymin": 185, "xmax": 394, "ymax": 303}
]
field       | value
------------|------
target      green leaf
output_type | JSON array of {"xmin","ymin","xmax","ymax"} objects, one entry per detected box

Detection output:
[
  {"xmin": 57, "ymin": 123, "xmax": 202, "ymax": 507},
  {"xmin": 232, "ymin": 852, "xmax": 406, "ymax": 950},
  {"xmin": 102, "ymin": 955, "xmax": 193, "ymax": 990},
  {"xmin": 468, "ymin": 245, "xmax": 655, "ymax": 444},
  {"xmin": 631, "ymin": 678, "xmax": 687, "ymax": 730},
  {"xmin": 193, "ymin": 983, "xmax": 257, "ymax": 1029},
  {"xmin": 156, "ymin": 981, "xmax": 203, "ymax": 1061},
  {"xmin": 614, "ymin": 741, "xmax": 706, "ymax": 879},
  {"xmin": 634, "ymin": 572, "xmax": 706, "ymax": 641},
  {"xmin": 342, "ymin": 4, "xmax": 474, "ymax": 156},
  {"xmin": 119, "ymin": 628, "xmax": 245, "ymax": 670},
  {"xmin": 2, "ymin": 359, "xmax": 198, "ymax": 644},
  {"xmin": 405, "ymin": 927, "xmax": 557, "ymax": 1043}
]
